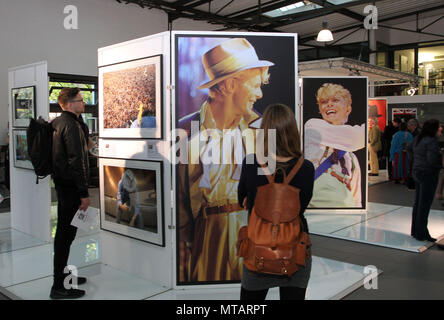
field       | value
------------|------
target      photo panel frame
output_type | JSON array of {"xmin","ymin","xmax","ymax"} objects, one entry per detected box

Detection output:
[
  {"xmin": 173, "ymin": 31, "xmax": 298, "ymax": 285},
  {"xmin": 11, "ymin": 86, "xmax": 36, "ymax": 127},
  {"xmin": 99, "ymin": 157, "xmax": 164, "ymax": 246},
  {"xmin": 302, "ymin": 76, "xmax": 368, "ymax": 211},
  {"xmin": 99, "ymin": 55, "xmax": 163, "ymax": 139},
  {"xmin": 12, "ymin": 129, "xmax": 33, "ymax": 170}
]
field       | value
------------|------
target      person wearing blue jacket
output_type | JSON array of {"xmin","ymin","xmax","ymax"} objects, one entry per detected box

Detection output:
[
  {"xmin": 407, "ymin": 119, "xmax": 443, "ymax": 242},
  {"xmin": 390, "ymin": 122, "xmax": 413, "ymax": 183}
]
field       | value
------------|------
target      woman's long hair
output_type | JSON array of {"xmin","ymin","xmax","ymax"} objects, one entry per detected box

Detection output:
[
  {"xmin": 416, "ymin": 119, "xmax": 440, "ymax": 145},
  {"xmin": 260, "ymin": 103, "xmax": 302, "ymax": 160}
]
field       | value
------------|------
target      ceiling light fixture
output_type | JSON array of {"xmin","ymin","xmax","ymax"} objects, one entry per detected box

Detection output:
[{"xmin": 317, "ymin": 21, "xmax": 334, "ymax": 42}]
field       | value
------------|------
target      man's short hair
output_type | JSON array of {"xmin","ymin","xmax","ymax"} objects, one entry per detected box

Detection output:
[
  {"xmin": 316, "ymin": 83, "xmax": 352, "ymax": 107},
  {"xmin": 407, "ymin": 118, "xmax": 418, "ymax": 127},
  {"xmin": 393, "ymin": 117, "xmax": 402, "ymax": 124},
  {"xmin": 57, "ymin": 87, "xmax": 80, "ymax": 108}
]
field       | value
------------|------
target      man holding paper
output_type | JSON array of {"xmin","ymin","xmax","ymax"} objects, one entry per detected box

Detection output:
[{"xmin": 50, "ymin": 88, "xmax": 90, "ymax": 299}]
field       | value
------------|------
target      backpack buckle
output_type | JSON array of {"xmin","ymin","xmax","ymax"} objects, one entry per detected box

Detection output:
[{"xmin": 256, "ymin": 257, "xmax": 264, "ymax": 270}]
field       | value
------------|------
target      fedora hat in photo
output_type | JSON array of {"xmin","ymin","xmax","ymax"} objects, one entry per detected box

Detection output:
[
  {"xmin": 198, "ymin": 38, "xmax": 274, "ymax": 90},
  {"xmin": 368, "ymin": 105, "xmax": 382, "ymax": 118}
]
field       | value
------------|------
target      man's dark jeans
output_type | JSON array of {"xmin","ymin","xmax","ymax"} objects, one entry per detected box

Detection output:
[
  {"xmin": 53, "ymin": 186, "xmax": 80, "ymax": 289},
  {"xmin": 411, "ymin": 171, "xmax": 439, "ymax": 239}
]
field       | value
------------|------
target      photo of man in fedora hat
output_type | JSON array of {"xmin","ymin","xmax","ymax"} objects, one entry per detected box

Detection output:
[{"xmin": 175, "ymin": 35, "xmax": 296, "ymax": 284}]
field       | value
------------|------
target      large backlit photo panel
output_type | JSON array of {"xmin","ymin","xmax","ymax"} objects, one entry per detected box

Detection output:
[
  {"xmin": 302, "ymin": 77, "xmax": 368, "ymax": 211},
  {"xmin": 174, "ymin": 32, "xmax": 297, "ymax": 285}
]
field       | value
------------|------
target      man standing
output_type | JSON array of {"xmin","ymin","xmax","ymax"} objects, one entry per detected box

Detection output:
[
  {"xmin": 383, "ymin": 118, "xmax": 400, "ymax": 179},
  {"xmin": 304, "ymin": 83, "xmax": 366, "ymax": 208},
  {"xmin": 50, "ymin": 88, "xmax": 90, "ymax": 299},
  {"xmin": 369, "ymin": 118, "xmax": 382, "ymax": 176},
  {"xmin": 407, "ymin": 118, "xmax": 420, "ymax": 137},
  {"xmin": 177, "ymin": 38, "xmax": 273, "ymax": 282}
]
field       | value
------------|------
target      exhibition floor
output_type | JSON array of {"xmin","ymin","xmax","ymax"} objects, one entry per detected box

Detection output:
[
  {"xmin": 0, "ymin": 209, "xmax": 370, "ymax": 300},
  {"xmin": 1, "ymin": 181, "xmax": 444, "ymax": 299},
  {"xmin": 307, "ymin": 202, "xmax": 444, "ymax": 252}
]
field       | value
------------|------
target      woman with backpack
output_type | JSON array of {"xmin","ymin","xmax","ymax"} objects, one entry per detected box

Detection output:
[
  {"xmin": 407, "ymin": 119, "xmax": 443, "ymax": 242},
  {"xmin": 237, "ymin": 103, "xmax": 315, "ymax": 300}
]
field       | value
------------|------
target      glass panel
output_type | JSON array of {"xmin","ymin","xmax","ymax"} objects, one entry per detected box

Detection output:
[
  {"xmin": 264, "ymin": 1, "xmax": 322, "ymax": 17},
  {"xmin": 49, "ymin": 81, "xmax": 96, "ymax": 105},
  {"xmin": 394, "ymin": 49, "xmax": 415, "ymax": 74},
  {"xmin": 418, "ymin": 45, "xmax": 444, "ymax": 95},
  {"xmin": 376, "ymin": 52, "xmax": 387, "ymax": 68}
]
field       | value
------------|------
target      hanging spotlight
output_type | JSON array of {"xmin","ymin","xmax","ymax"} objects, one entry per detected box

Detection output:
[{"xmin": 317, "ymin": 21, "xmax": 334, "ymax": 42}]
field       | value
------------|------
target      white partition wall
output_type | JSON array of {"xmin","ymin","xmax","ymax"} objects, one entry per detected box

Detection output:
[
  {"xmin": 8, "ymin": 61, "xmax": 51, "ymax": 242},
  {"xmin": 97, "ymin": 32, "xmax": 173, "ymax": 288}
]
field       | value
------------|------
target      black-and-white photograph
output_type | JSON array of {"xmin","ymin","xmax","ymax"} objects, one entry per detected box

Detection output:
[{"xmin": 11, "ymin": 86, "xmax": 36, "ymax": 127}]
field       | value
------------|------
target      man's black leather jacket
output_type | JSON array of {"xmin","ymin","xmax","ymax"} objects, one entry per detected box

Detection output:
[{"xmin": 51, "ymin": 111, "xmax": 90, "ymax": 198}]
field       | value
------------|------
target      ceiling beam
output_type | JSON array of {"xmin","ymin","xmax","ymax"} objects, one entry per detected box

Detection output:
[
  {"xmin": 261, "ymin": 0, "xmax": 385, "ymax": 30},
  {"xmin": 299, "ymin": 3, "xmax": 444, "ymax": 44},
  {"xmin": 229, "ymin": 0, "xmax": 302, "ymax": 19},
  {"xmin": 172, "ymin": 0, "xmax": 198, "ymax": 5},
  {"xmin": 310, "ymin": 0, "xmax": 365, "ymax": 22}
]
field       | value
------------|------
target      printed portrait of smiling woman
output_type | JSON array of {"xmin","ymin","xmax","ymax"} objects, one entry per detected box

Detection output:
[{"xmin": 304, "ymin": 82, "xmax": 366, "ymax": 209}]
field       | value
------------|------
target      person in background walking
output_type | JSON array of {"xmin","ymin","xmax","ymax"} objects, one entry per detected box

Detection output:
[
  {"xmin": 390, "ymin": 122, "xmax": 413, "ymax": 184},
  {"xmin": 407, "ymin": 118, "xmax": 420, "ymax": 137},
  {"xmin": 406, "ymin": 119, "xmax": 421, "ymax": 189},
  {"xmin": 383, "ymin": 118, "xmax": 400, "ymax": 180},
  {"xmin": 408, "ymin": 119, "xmax": 443, "ymax": 242}
]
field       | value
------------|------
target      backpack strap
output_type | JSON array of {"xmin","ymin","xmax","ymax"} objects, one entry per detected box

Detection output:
[
  {"xmin": 260, "ymin": 163, "xmax": 274, "ymax": 184},
  {"xmin": 260, "ymin": 157, "xmax": 304, "ymax": 184},
  {"xmin": 284, "ymin": 157, "xmax": 304, "ymax": 184}
]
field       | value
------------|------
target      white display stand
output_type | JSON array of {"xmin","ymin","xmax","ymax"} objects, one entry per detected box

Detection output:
[
  {"xmin": 8, "ymin": 61, "xmax": 51, "ymax": 242},
  {"xmin": 97, "ymin": 32, "xmax": 173, "ymax": 288}
]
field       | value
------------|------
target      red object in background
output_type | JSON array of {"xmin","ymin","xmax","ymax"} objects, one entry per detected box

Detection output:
[{"xmin": 368, "ymin": 99, "xmax": 387, "ymax": 132}]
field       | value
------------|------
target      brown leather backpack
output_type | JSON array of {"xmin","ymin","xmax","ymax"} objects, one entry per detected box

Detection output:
[{"xmin": 237, "ymin": 157, "xmax": 311, "ymax": 276}]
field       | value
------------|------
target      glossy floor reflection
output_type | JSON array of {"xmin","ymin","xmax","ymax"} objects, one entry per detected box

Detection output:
[
  {"xmin": 0, "ymin": 212, "xmax": 10, "ymax": 230},
  {"xmin": 307, "ymin": 202, "xmax": 444, "ymax": 252},
  {"xmin": 150, "ymin": 256, "xmax": 371, "ymax": 300},
  {"xmin": 0, "ymin": 228, "xmax": 47, "ymax": 254},
  {"xmin": 6, "ymin": 263, "xmax": 169, "ymax": 300},
  {"xmin": 368, "ymin": 170, "xmax": 389, "ymax": 186},
  {"xmin": 0, "ymin": 221, "xmax": 370, "ymax": 300},
  {"xmin": 0, "ymin": 234, "xmax": 101, "ymax": 287}
]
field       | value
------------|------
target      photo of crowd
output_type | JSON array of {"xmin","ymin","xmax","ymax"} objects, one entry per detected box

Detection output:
[{"xmin": 102, "ymin": 64, "xmax": 156, "ymax": 129}]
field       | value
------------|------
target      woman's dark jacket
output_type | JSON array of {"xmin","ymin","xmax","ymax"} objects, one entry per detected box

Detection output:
[
  {"xmin": 51, "ymin": 111, "xmax": 90, "ymax": 198},
  {"xmin": 407, "ymin": 135, "xmax": 442, "ymax": 176}
]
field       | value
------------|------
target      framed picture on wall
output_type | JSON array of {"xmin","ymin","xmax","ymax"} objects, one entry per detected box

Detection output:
[
  {"xmin": 99, "ymin": 55, "xmax": 163, "ymax": 139},
  {"xmin": 302, "ymin": 76, "xmax": 368, "ymax": 211},
  {"xmin": 11, "ymin": 86, "xmax": 36, "ymax": 127},
  {"xmin": 12, "ymin": 129, "xmax": 33, "ymax": 170},
  {"xmin": 99, "ymin": 158, "xmax": 164, "ymax": 246}
]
